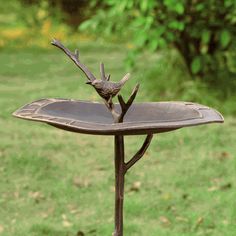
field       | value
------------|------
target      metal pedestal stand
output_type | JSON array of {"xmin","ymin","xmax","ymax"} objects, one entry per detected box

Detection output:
[
  {"xmin": 13, "ymin": 40, "xmax": 224, "ymax": 236},
  {"xmin": 113, "ymin": 134, "xmax": 152, "ymax": 236}
]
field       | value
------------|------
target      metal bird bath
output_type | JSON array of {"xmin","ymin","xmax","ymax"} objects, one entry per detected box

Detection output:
[{"xmin": 13, "ymin": 40, "xmax": 224, "ymax": 236}]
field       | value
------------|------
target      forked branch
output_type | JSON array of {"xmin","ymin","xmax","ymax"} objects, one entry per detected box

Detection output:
[
  {"xmin": 104, "ymin": 84, "xmax": 140, "ymax": 123},
  {"xmin": 104, "ymin": 96, "xmax": 120, "ymax": 123},
  {"xmin": 125, "ymin": 134, "xmax": 153, "ymax": 173},
  {"xmin": 51, "ymin": 39, "xmax": 96, "ymax": 82},
  {"xmin": 118, "ymin": 84, "xmax": 140, "ymax": 123},
  {"xmin": 100, "ymin": 63, "xmax": 110, "ymax": 81}
]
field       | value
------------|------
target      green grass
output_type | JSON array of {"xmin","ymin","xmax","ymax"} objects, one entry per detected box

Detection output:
[{"xmin": 0, "ymin": 43, "xmax": 235, "ymax": 236}]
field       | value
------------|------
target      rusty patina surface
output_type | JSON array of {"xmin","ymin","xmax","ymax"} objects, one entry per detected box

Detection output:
[{"xmin": 13, "ymin": 98, "xmax": 223, "ymax": 135}]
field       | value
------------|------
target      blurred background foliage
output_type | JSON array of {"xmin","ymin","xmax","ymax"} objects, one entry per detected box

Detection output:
[
  {"xmin": 1, "ymin": 2, "xmax": 235, "ymax": 236},
  {"xmin": 0, "ymin": 0, "xmax": 236, "ymax": 114}
]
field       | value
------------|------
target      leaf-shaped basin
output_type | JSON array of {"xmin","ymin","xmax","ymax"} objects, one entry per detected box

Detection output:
[{"xmin": 13, "ymin": 98, "xmax": 224, "ymax": 135}]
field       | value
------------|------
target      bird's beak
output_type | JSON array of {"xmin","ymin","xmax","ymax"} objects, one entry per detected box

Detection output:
[{"xmin": 86, "ymin": 81, "xmax": 92, "ymax": 85}]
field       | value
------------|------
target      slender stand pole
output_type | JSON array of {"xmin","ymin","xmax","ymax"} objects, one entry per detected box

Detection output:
[
  {"xmin": 112, "ymin": 134, "xmax": 153, "ymax": 236},
  {"xmin": 113, "ymin": 135, "xmax": 125, "ymax": 236}
]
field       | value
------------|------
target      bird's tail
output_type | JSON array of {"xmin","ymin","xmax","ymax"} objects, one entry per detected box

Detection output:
[{"xmin": 120, "ymin": 73, "xmax": 130, "ymax": 85}]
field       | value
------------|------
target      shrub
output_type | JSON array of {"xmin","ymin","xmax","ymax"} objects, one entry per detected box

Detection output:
[{"xmin": 80, "ymin": 0, "xmax": 236, "ymax": 84}]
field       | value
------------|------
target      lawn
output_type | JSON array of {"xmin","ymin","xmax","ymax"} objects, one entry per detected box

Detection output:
[{"xmin": 0, "ymin": 43, "xmax": 235, "ymax": 236}]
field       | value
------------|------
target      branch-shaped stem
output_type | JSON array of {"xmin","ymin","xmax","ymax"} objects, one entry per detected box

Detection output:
[
  {"xmin": 100, "ymin": 63, "xmax": 106, "ymax": 81},
  {"xmin": 125, "ymin": 134, "xmax": 153, "ymax": 173},
  {"xmin": 104, "ymin": 84, "xmax": 140, "ymax": 123},
  {"xmin": 100, "ymin": 63, "xmax": 110, "ymax": 81},
  {"xmin": 51, "ymin": 39, "xmax": 96, "ymax": 82},
  {"xmin": 117, "ymin": 84, "xmax": 140, "ymax": 123},
  {"xmin": 104, "ymin": 96, "xmax": 120, "ymax": 123}
]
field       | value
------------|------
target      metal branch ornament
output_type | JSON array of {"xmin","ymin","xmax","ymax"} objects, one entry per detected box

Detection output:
[
  {"xmin": 51, "ymin": 39, "xmax": 139, "ymax": 123},
  {"xmin": 51, "ymin": 39, "xmax": 97, "ymax": 82}
]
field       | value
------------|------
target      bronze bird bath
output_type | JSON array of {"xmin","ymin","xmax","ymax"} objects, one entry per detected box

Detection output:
[{"xmin": 13, "ymin": 40, "xmax": 224, "ymax": 236}]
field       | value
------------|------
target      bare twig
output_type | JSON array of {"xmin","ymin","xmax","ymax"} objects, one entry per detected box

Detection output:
[
  {"xmin": 100, "ymin": 63, "xmax": 106, "ymax": 81},
  {"xmin": 117, "ymin": 84, "xmax": 140, "ymax": 122},
  {"xmin": 104, "ymin": 83, "xmax": 140, "ymax": 123},
  {"xmin": 104, "ymin": 96, "xmax": 120, "ymax": 123},
  {"xmin": 125, "ymin": 134, "xmax": 153, "ymax": 172},
  {"xmin": 106, "ymin": 74, "xmax": 111, "ymax": 81},
  {"xmin": 100, "ymin": 63, "xmax": 111, "ymax": 81},
  {"xmin": 51, "ymin": 39, "xmax": 96, "ymax": 82}
]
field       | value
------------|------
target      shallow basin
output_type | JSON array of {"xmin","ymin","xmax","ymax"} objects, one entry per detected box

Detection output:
[{"xmin": 13, "ymin": 98, "xmax": 224, "ymax": 135}]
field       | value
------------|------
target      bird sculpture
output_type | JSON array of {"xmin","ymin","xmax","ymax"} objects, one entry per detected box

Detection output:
[
  {"xmin": 86, "ymin": 73, "xmax": 130, "ymax": 100},
  {"xmin": 51, "ymin": 39, "xmax": 130, "ymax": 101}
]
